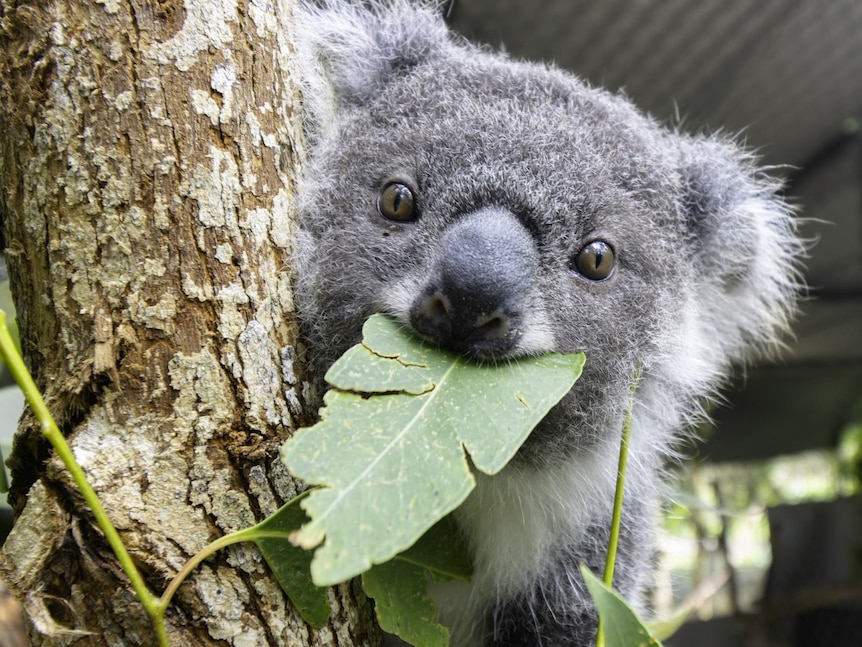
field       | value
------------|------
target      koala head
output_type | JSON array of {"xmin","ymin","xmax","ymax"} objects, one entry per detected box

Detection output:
[{"xmin": 292, "ymin": 1, "xmax": 802, "ymax": 456}]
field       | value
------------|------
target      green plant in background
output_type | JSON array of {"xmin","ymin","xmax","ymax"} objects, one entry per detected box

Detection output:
[{"xmin": 652, "ymin": 403, "xmax": 862, "ymax": 626}]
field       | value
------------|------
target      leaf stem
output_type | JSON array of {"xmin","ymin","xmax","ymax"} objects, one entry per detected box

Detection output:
[
  {"xmin": 597, "ymin": 365, "xmax": 641, "ymax": 647},
  {"xmin": 156, "ymin": 528, "xmax": 256, "ymax": 615},
  {"xmin": 0, "ymin": 311, "xmax": 169, "ymax": 645}
]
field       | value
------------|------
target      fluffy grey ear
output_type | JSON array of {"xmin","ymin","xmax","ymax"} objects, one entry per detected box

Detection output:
[
  {"xmin": 678, "ymin": 136, "xmax": 804, "ymax": 363},
  {"xmin": 294, "ymin": 1, "xmax": 449, "ymax": 137}
]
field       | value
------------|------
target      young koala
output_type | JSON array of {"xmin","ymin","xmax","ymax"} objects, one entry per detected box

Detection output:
[{"xmin": 291, "ymin": 2, "xmax": 802, "ymax": 645}]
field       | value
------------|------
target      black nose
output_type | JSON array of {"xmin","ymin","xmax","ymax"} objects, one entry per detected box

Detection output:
[
  {"xmin": 417, "ymin": 290, "xmax": 512, "ymax": 344},
  {"xmin": 409, "ymin": 208, "xmax": 538, "ymax": 356}
]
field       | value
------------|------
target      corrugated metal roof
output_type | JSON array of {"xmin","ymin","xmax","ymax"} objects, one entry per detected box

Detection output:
[{"xmin": 450, "ymin": 0, "xmax": 862, "ymax": 167}]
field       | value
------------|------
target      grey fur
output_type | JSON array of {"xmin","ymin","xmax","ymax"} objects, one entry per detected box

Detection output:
[{"xmin": 291, "ymin": 2, "xmax": 803, "ymax": 645}]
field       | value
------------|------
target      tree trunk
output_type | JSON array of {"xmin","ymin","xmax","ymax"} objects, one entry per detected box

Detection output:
[{"xmin": 0, "ymin": 0, "xmax": 380, "ymax": 644}]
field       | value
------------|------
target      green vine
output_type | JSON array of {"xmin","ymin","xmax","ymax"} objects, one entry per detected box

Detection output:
[
  {"xmin": 0, "ymin": 311, "xmax": 170, "ymax": 644},
  {"xmin": 596, "ymin": 365, "xmax": 641, "ymax": 647}
]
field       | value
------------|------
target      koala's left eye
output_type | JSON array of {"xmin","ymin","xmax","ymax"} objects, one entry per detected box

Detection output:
[
  {"xmin": 378, "ymin": 182, "xmax": 417, "ymax": 222},
  {"xmin": 573, "ymin": 240, "xmax": 616, "ymax": 281}
]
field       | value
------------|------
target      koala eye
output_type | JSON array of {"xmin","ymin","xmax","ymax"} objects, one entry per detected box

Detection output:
[
  {"xmin": 378, "ymin": 182, "xmax": 417, "ymax": 222},
  {"xmin": 573, "ymin": 240, "xmax": 616, "ymax": 281}
]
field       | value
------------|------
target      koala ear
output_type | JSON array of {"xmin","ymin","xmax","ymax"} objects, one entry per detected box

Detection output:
[
  {"xmin": 294, "ymin": 1, "xmax": 449, "ymax": 135},
  {"xmin": 677, "ymin": 135, "xmax": 803, "ymax": 362}
]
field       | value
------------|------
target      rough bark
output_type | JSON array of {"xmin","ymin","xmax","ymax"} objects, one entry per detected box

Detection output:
[{"xmin": 0, "ymin": 0, "xmax": 380, "ymax": 644}]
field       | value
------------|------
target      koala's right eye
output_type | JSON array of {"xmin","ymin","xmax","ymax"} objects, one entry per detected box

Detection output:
[
  {"xmin": 378, "ymin": 182, "xmax": 417, "ymax": 222},
  {"xmin": 572, "ymin": 240, "xmax": 616, "ymax": 281}
]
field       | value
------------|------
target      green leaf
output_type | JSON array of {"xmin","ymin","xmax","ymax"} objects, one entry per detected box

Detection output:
[
  {"xmin": 360, "ymin": 516, "xmax": 470, "ymax": 646},
  {"xmin": 282, "ymin": 313, "xmax": 584, "ymax": 585},
  {"xmin": 362, "ymin": 560, "xmax": 449, "ymax": 647},
  {"xmin": 581, "ymin": 565, "xmax": 662, "ymax": 647},
  {"xmin": 246, "ymin": 495, "xmax": 331, "ymax": 628}
]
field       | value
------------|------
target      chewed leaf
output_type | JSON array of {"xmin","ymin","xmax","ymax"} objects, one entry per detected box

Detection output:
[
  {"xmin": 282, "ymin": 314, "xmax": 584, "ymax": 585},
  {"xmin": 581, "ymin": 564, "xmax": 662, "ymax": 647},
  {"xmin": 324, "ymin": 343, "xmax": 435, "ymax": 395}
]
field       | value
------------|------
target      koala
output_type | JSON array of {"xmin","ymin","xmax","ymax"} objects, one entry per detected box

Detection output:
[{"xmin": 291, "ymin": 2, "xmax": 802, "ymax": 645}]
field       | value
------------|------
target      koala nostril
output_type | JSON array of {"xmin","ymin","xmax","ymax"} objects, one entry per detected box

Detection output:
[
  {"xmin": 411, "ymin": 291, "xmax": 454, "ymax": 343},
  {"xmin": 469, "ymin": 312, "xmax": 509, "ymax": 341},
  {"xmin": 423, "ymin": 292, "xmax": 451, "ymax": 325}
]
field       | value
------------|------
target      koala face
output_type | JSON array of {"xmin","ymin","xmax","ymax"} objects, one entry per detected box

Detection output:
[
  {"xmin": 300, "ymin": 57, "xmax": 684, "ymax": 360},
  {"xmin": 293, "ymin": 2, "xmax": 801, "ymax": 459}
]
